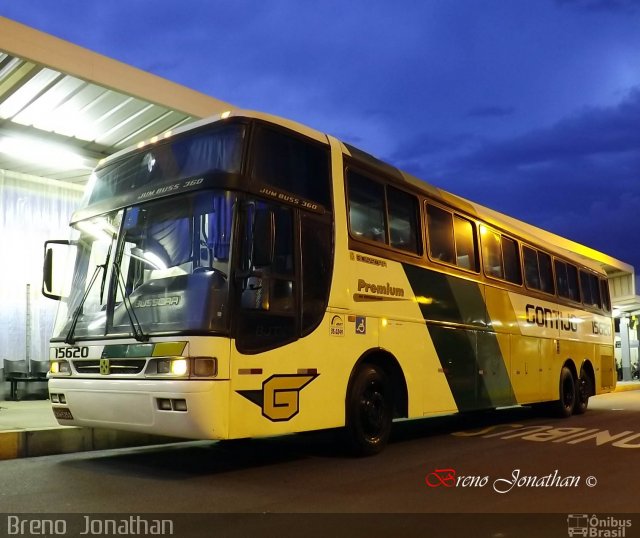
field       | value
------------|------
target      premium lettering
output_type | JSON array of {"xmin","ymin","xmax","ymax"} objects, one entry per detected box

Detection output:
[{"xmin": 357, "ymin": 279, "xmax": 404, "ymax": 297}]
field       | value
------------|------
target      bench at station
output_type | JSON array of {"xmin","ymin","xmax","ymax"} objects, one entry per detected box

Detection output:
[{"xmin": 3, "ymin": 360, "xmax": 49, "ymax": 401}]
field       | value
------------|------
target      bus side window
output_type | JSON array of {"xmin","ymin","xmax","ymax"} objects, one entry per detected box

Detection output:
[
  {"xmin": 453, "ymin": 215, "xmax": 478, "ymax": 271},
  {"xmin": 523, "ymin": 246, "xmax": 541, "ymax": 290},
  {"xmin": 501, "ymin": 236, "xmax": 522, "ymax": 284},
  {"xmin": 538, "ymin": 251, "xmax": 555, "ymax": 295},
  {"xmin": 387, "ymin": 186, "xmax": 421, "ymax": 254},
  {"xmin": 580, "ymin": 271, "xmax": 601, "ymax": 309},
  {"xmin": 480, "ymin": 226, "xmax": 504, "ymax": 279},
  {"xmin": 480, "ymin": 226, "xmax": 520, "ymax": 283},
  {"xmin": 251, "ymin": 124, "xmax": 331, "ymax": 208},
  {"xmin": 580, "ymin": 271, "xmax": 592, "ymax": 306},
  {"xmin": 600, "ymin": 278, "xmax": 611, "ymax": 312},
  {"xmin": 591, "ymin": 274, "xmax": 602, "ymax": 309},
  {"xmin": 566, "ymin": 263, "xmax": 580, "ymax": 302},
  {"xmin": 426, "ymin": 204, "xmax": 455, "ymax": 264},
  {"xmin": 555, "ymin": 260, "xmax": 569, "ymax": 298},
  {"xmin": 347, "ymin": 171, "xmax": 386, "ymax": 244}
]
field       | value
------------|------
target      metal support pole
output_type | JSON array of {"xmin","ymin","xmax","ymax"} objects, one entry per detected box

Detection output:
[
  {"xmin": 620, "ymin": 315, "xmax": 632, "ymax": 381},
  {"xmin": 26, "ymin": 283, "xmax": 31, "ymax": 374}
]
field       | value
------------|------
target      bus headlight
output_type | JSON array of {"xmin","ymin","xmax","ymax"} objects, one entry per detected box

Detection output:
[
  {"xmin": 156, "ymin": 358, "xmax": 188, "ymax": 376},
  {"xmin": 50, "ymin": 360, "xmax": 71, "ymax": 375},
  {"xmin": 171, "ymin": 359, "xmax": 188, "ymax": 376},
  {"xmin": 150, "ymin": 357, "xmax": 216, "ymax": 378}
]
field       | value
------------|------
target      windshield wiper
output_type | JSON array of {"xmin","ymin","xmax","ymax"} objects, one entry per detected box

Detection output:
[
  {"xmin": 65, "ymin": 263, "xmax": 105, "ymax": 345},
  {"xmin": 113, "ymin": 260, "xmax": 148, "ymax": 342},
  {"xmin": 99, "ymin": 240, "xmax": 113, "ymax": 304}
]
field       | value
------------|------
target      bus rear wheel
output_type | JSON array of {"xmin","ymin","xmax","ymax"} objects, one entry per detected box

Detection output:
[
  {"xmin": 574, "ymin": 369, "xmax": 592, "ymax": 415},
  {"xmin": 345, "ymin": 364, "xmax": 392, "ymax": 457},
  {"xmin": 555, "ymin": 366, "xmax": 576, "ymax": 418}
]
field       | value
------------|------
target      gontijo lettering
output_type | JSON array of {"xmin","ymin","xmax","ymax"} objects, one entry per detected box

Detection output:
[{"xmin": 526, "ymin": 303, "xmax": 578, "ymax": 332}]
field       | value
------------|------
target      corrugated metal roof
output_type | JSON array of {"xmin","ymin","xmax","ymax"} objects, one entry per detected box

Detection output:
[
  {"xmin": 0, "ymin": 16, "xmax": 232, "ymax": 185},
  {"xmin": 0, "ymin": 51, "xmax": 195, "ymax": 183}
]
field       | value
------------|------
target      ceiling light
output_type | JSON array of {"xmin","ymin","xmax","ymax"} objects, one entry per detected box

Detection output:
[{"xmin": 0, "ymin": 135, "xmax": 92, "ymax": 170}]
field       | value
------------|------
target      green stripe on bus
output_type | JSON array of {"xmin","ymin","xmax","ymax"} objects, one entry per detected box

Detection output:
[{"xmin": 402, "ymin": 263, "xmax": 516, "ymax": 411}]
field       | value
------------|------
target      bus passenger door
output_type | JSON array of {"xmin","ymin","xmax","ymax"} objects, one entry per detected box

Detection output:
[{"xmin": 234, "ymin": 200, "xmax": 298, "ymax": 353}]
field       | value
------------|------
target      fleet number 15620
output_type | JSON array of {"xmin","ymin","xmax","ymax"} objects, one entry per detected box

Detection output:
[{"xmin": 54, "ymin": 346, "xmax": 89, "ymax": 359}]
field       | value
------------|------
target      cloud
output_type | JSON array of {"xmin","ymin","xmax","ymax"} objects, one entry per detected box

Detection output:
[{"xmin": 393, "ymin": 87, "xmax": 640, "ymax": 271}]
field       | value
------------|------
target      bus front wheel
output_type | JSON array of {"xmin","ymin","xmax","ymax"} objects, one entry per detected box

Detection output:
[{"xmin": 345, "ymin": 364, "xmax": 392, "ymax": 456}]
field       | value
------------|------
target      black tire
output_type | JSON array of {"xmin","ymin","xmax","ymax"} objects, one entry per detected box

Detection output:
[
  {"xmin": 555, "ymin": 366, "xmax": 576, "ymax": 418},
  {"xmin": 345, "ymin": 364, "xmax": 393, "ymax": 456},
  {"xmin": 574, "ymin": 369, "xmax": 592, "ymax": 415}
]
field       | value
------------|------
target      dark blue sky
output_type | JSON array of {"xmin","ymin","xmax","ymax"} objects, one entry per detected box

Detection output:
[{"xmin": 3, "ymin": 1, "xmax": 640, "ymax": 279}]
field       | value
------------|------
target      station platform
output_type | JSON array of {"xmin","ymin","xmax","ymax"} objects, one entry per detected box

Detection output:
[
  {"xmin": 1, "ymin": 382, "xmax": 639, "ymax": 460},
  {"xmin": 0, "ymin": 399, "xmax": 177, "ymax": 460}
]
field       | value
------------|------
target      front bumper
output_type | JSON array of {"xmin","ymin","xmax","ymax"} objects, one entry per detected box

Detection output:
[{"xmin": 48, "ymin": 377, "xmax": 229, "ymax": 440}]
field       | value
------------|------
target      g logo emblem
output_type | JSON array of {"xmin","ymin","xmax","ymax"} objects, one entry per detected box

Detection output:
[
  {"xmin": 237, "ymin": 373, "xmax": 318, "ymax": 422},
  {"xmin": 100, "ymin": 358, "xmax": 110, "ymax": 375}
]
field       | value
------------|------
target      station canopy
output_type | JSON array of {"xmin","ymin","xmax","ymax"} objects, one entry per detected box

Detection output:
[{"xmin": 0, "ymin": 16, "xmax": 231, "ymax": 184}]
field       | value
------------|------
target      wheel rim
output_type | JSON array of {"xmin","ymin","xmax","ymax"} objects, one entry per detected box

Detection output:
[
  {"xmin": 562, "ymin": 375, "xmax": 575, "ymax": 409},
  {"xmin": 578, "ymin": 375, "xmax": 590, "ymax": 404},
  {"xmin": 359, "ymin": 380, "xmax": 387, "ymax": 440}
]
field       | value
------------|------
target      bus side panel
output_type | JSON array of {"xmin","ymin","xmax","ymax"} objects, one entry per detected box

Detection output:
[
  {"xmin": 510, "ymin": 335, "xmax": 541, "ymax": 403},
  {"xmin": 378, "ymin": 320, "xmax": 457, "ymax": 417},
  {"xmin": 539, "ymin": 337, "xmax": 560, "ymax": 402},
  {"xmin": 485, "ymin": 285, "xmax": 546, "ymax": 405},
  {"xmin": 227, "ymin": 311, "xmax": 379, "ymax": 439},
  {"xmin": 597, "ymin": 345, "xmax": 616, "ymax": 392}
]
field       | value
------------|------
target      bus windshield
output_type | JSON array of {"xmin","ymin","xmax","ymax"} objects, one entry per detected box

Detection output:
[{"xmin": 53, "ymin": 190, "xmax": 235, "ymax": 341}]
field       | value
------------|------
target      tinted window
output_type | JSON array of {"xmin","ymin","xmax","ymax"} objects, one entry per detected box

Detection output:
[
  {"xmin": 301, "ymin": 213, "xmax": 332, "ymax": 334},
  {"xmin": 91, "ymin": 124, "xmax": 245, "ymax": 205},
  {"xmin": 566, "ymin": 264, "xmax": 580, "ymax": 302},
  {"xmin": 600, "ymin": 279, "xmax": 611, "ymax": 312},
  {"xmin": 580, "ymin": 270, "xmax": 602, "ymax": 309},
  {"xmin": 427, "ymin": 204, "xmax": 455, "ymax": 264},
  {"xmin": 523, "ymin": 246, "xmax": 541, "ymax": 290},
  {"xmin": 556, "ymin": 260, "xmax": 581, "ymax": 302},
  {"xmin": 480, "ymin": 226, "xmax": 521, "ymax": 284},
  {"xmin": 555, "ymin": 260, "xmax": 569, "ymax": 298},
  {"xmin": 348, "ymin": 172, "xmax": 386, "ymax": 243},
  {"xmin": 388, "ymin": 187, "xmax": 421, "ymax": 254},
  {"xmin": 251, "ymin": 125, "xmax": 330, "ymax": 207},
  {"xmin": 523, "ymin": 247, "xmax": 554, "ymax": 294},
  {"xmin": 481, "ymin": 226, "xmax": 504, "ymax": 279},
  {"xmin": 502, "ymin": 236, "xmax": 522, "ymax": 284},
  {"xmin": 454, "ymin": 215, "xmax": 477, "ymax": 271},
  {"xmin": 539, "ymin": 252, "xmax": 555, "ymax": 294}
]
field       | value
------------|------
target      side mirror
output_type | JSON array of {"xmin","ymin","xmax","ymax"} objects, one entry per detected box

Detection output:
[{"xmin": 42, "ymin": 240, "xmax": 73, "ymax": 300}]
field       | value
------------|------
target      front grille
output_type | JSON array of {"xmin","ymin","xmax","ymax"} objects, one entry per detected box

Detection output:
[{"xmin": 72, "ymin": 359, "xmax": 147, "ymax": 375}]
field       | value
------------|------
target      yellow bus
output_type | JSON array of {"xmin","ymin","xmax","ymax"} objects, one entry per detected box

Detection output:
[{"xmin": 43, "ymin": 110, "xmax": 615, "ymax": 455}]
